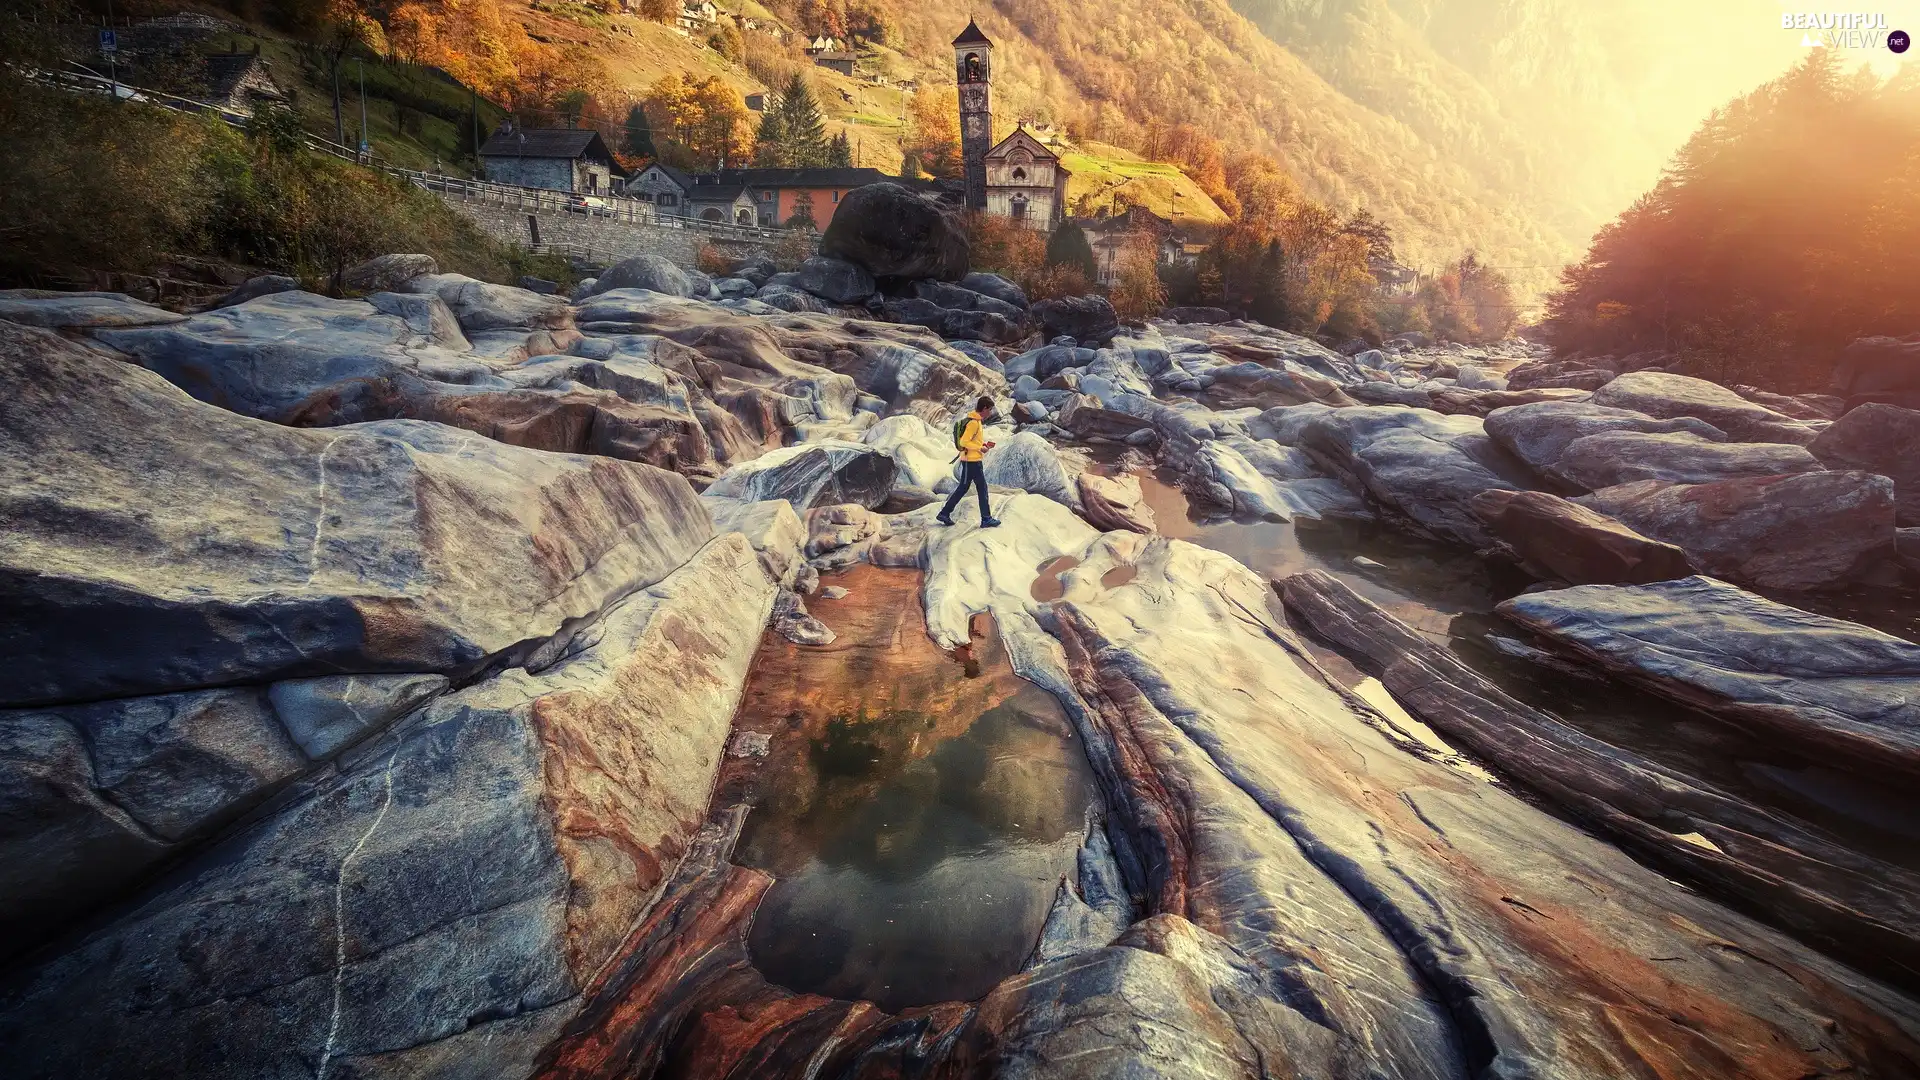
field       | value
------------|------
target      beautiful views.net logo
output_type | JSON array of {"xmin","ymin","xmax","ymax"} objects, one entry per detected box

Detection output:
[{"xmin": 1781, "ymin": 11, "xmax": 1911, "ymax": 51}]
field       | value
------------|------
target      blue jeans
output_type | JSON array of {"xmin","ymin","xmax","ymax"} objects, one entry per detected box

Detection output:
[{"xmin": 940, "ymin": 459, "xmax": 991, "ymax": 520}]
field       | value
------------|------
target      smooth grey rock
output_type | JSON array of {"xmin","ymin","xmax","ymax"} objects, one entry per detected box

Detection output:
[
  {"xmin": 713, "ymin": 277, "xmax": 758, "ymax": 300},
  {"xmin": 0, "ymin": 323, "xmax": 713, "ymax": 706},
  {"xmin": 1500, "ymin": 576, "xmax": 1920, "ymax": 783},
  {"xmin": 1470, "ymin": 489, "xmax": 1694, "ymax": 585},
  {"xmin": 707, "ymin": 497, "xmax": 808, "ymax": 588},
  {"xmin": 0, "ymin": 535, "xmax": 775, "ymax": 1080},
  {"xmin": 1810, "ymin": 403, "xmax": 1920, "ymax": 525},
  {"xmin": 1554, "ymin": 430, "xmax": 1823, "ymax": 490},
  {"xmin": 589, "ymin": 252, "xmax": 694, "ymax": 298},
  {"xmin": 517, "ymin": 275, "xmax": 559, "ymax": 295},
  {"xmin": 703, "ymin": 443, "xmax": 897, "ymax": 510},
  {"xmin": 1579, "ymin": 471, "xmax": 1896, "ymax": 591},
  {"xmin": 960, "ymin": 272, "xmax": 1029, "ymax": 309},
  {"xmin": 1484, "ymin": 399, "xmax": 1728, "ymax": 490},
  {"xmin": 1016, "ymin": 400, "xmax": 1048, "ymax": 423},
  {"xmin": 913, "ymin": 279, "xmax": 1022, "ymax": 318},
  {"xmin": 0, "ymin": 289, "xmax": 187, "ymax": 328},
  {"xmin": 401, "ymin": 273, "xmax": 571, "ymax": 333},
  {"xmin": 267, "ymin": 673, "xmax": 449, "ymax": 761},
  {"xmin": 754, "ymin": 283, "xmax": 833, "ymax": 314},
  {"xmin": 795, "ymin": 256, "xmax": 876, "ymax": 304},
  {"xmin": 944, "ymin": 338, "xmax": 1003, "ymax": 373},
  {"xmin": 341, "ymin": 253, "xmax": 437, "ymax": 294},
  {"xmin": 1592, "ymin": 370, "xmax": 1818, "ymax": 444},
  {"xmin": 1299, "ymin": 406, "xmax": 1521, "ymax": 546},
  {"xmin": 1032, "ymin": 295, "xmax": 1120, "ymax": 348},
  {"xmin": 211, "ymin": 275, "xmax": 301, "ymax": 310},
  {"xmin": 983, "ymin": 431, "xmax": 1079, "ymax": 510}
]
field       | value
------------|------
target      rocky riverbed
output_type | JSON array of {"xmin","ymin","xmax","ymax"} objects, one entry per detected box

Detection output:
[{"xmin": 4, "ymin": 213, "xmax": 1920, "ymax": 1079}]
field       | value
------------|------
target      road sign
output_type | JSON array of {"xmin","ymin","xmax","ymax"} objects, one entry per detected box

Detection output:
[{"xmin": 99, "ymin": 28, "xmax": 117, "ymax": 54}]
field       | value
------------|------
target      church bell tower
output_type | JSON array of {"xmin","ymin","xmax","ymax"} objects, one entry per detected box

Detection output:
[{"xmin": 953, "ymin": 19, "xmax": 992, "ymax": 212}]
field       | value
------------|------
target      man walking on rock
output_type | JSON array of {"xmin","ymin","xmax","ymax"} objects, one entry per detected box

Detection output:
[{"xmin": 938, "ymin": 396, "xmax": 1002, "ymax": 528}]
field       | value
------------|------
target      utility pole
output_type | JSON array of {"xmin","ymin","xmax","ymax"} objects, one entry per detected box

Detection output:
[
  {"xmin": 103, "ymin": 0, "xmax": 117, "ymax": 101},
  {"xmin": 470, "ymin": 86, "xmax": 480, "ymax": 176},
  {"xmin": 358, "ymin": 58, "xmax": 368, "ymax": 159}
]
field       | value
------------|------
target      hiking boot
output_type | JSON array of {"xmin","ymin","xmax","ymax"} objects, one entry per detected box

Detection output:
[
  {"xmin": 981, "ymin": 517, "xmax": 1003, "ymax": 528},
  {"xmin": 936, "ymin": 515, "xmax": 955, "ymax": 527}
]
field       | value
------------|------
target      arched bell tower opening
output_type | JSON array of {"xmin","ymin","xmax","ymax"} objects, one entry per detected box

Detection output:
[{"xmin": 953, "ymin": 19, "xmax": 993, "ymax": 212}]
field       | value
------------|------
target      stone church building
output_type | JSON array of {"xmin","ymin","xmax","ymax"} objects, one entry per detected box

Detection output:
[
  {"xmin": 954, "ymin": 20, "xmax": 1071, "ymax": 233},
  {"xmin": 984, "ymin": 127, "xmax": 1068, "ymax": 232}
]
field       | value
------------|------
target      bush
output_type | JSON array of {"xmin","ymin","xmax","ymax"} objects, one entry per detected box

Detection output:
[
  {"xmin": 1022, "ymin": 263, "xmax": 1091, "ymax": 302},
  {"xmin": 695, "ymin": 243, "xmax": 734, "ymax": 276},
  {"xmin": 966, "ymin": 213, "xmax": 1045, "ymax": 282},
  {"xmin": 1107, "ymin": 240, "xmax": 1166, "ymax": 323}
]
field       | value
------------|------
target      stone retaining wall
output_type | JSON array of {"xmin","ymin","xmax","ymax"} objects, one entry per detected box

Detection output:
[{"xmin": 444, "ymin": 200, "xmax": 805, "ymax": 272}]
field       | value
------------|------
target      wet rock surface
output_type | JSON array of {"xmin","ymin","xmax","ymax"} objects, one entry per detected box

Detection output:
[
  {"xmin": 8, "ymin": 267, "xmax": 1920, "ymax": 1080},
  {"xmin": 1580, "ymin": 471, "xmax": 1897, "ymax": 591},
  {"xmin": 1499, "ymin": 576, "xmax": 1920, "ymax": 784},
  {"xmin": 1811, "ymin": 403, "xmax": 1920, "ymax": 525},
  {"xmin": 1471, "ymin": 488, "xmax": 1696, "ymax": 584}
]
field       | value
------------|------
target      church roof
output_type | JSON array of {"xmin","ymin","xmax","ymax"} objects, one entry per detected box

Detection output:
[
  {"xmin": 985, "ymin": 127, "xmax": 1064, "ymax": 168},
  {"xmin": 952, "ymin": 19, "xmax": 991, "ymax": 46}
]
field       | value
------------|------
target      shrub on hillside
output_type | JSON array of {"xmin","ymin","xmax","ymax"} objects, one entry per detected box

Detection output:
[
  {"xmin": 0, "ymin": 84, "xmax": 539, "ymax": 290},
  {"xmin": 695, "ymin": 243, "xmax": 734, "ymax": 276}
]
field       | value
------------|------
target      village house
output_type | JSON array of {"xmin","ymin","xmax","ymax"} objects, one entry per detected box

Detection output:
[
  {"xmin": 197, "ymin": 49, "xmax": 286, "ymax": 116},
  {"xmin": 478, "ymin": 125, "xmax": 624, "ymax": 194},
  {"xmin": 677, "ymin": 0, "xmax": 719, "ymax": 32},
  {"xmin": 811, "ymin": 50, "xmax": 857, "ymax": 76},
  {"xmin": 624, "ymin": 162, "xmax": 693, "ymax": 210},
  {"xmin": 1075, "ymin": 205, "xmax": 1196, "ymax": 285},
  {"xmin": 628, "ymin": 166, "xmax": 952, "ymax": 228},
  {"xmin": 983, "ymin": 126, "xmax": 1069, "ymax": 232}
]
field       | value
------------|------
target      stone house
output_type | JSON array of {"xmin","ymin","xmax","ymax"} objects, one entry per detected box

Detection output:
[
  {"xmin": 811, "ymin": 51, "xmax": 857, "ymax": 76},
  {"xmin": 685, "ymin": 183, "xmax": 760, "ymax": 225},
  {"xmin": 1077, "ymin": 205, "xmax": 1193, "ymax": 285},
  {"xmin": 478, "ymin": 127, "xmax": 624, "ymax": 194},
  {"xmin": 198, "ymin": 51, "xmax": 286, "ymax": 117},
  {"xmin": 984, "ymin": 127, "xmax": 1068, "ymax": 232},
  {"xmin": 625, "ymin": 162, "xmax": 693, "ymax": 211}
]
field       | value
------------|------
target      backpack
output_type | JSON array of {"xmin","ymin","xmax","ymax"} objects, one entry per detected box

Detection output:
[{"xmin": 951, "ymin": 414, "xmax": 973, "ymax": 451}]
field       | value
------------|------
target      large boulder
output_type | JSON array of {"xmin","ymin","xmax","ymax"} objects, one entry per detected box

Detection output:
[
  {"xmin": 913, "ymin": 279, "xmax": 1023, "ymax": 319},
  {"xmin": 210, "ymin": 274, "xmax": 301, "ymax": 309},
  {"xmin": 1056, "ymin": 393, "xmax": 1158, "ymax": 443},
  {"xmin": 1831, "ymin": 333, "xmax": 1920, "ymax": 399},
  {"xmin": 702, "ymin": 442, "xmax": 898, "ymax": 510},
  {"xmin": 0, "ymin": 533, "xmax": 776, "ymax": 1079},
  {"xmin": 401, "ymin": 273, "xmax": 571, "ymax": 334},
  {"xmin": 1503, "ymin": 358, "xmax": 1617, "ymax": 391},
  {"xmin": 0, "ymin": 322, "xmax": 712, "ymax": 707},
  {"xmin": 1298, "ymin": 406, "xmax": 1522, "ymax": 547},
  {"xmin": 1579, "ymin": 471, "xmax": 1896, "ymax": 591},
  {"xmin": 753, "ymin": 283, "xmax": 833, "ymax": 314},
  {"xmin": 981, "ymin": 431, "xmax": 1079, "ymax": 510},
  {"xmin": 794, "ymin": 256, "xmax": 876, "ymax": 305},
  {"xmin": 818, "ymin": 182, "xmax": 969, "ymax": 281},
  {"xmin": 959, "ymin": 271, "xmax": 1029, "ymax": 309},
  {"xmin": 1180, "ymin": 437, "xmax": 1366, "ymax": 523},
  {"xmin": 340, "ymin": 253, "xmax": 437, "ymax": 294},
  {"xmin": 1031, "ymin": 294, "xmax": 1120, "ymax": 347},
  {"xmin": 1810, "ymin": 403, "xmax": 1920, "ymax": 524},
  {"xmin": 588, "ymin": 252, "xmax": 695, "ymax": 298},
  {"xmin": 1591, "ymin": 370, "xmax": 1818, "ymax": 444},
  {"xmin": 1483, "ymin": 400, "xmax": 1728, "ymax": 489},
  {"xmin": 1470, "ymin": 488, "xmax": 1695, "ymax": 585},
  {"xmin": 1554, "ymin": 430, "xmax": 1824, "ymax": 491},
  {"xmin": 1498, "ymin": 576, "xmax": 1920, "ymax": 783}
]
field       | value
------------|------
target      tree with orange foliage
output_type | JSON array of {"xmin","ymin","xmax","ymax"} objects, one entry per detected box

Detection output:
[{"xmin": 904, "ymin": 85, "xmax": 962, "ymax": 179}]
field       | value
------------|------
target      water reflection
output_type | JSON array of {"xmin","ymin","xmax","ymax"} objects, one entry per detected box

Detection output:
[{"xmin": 732, "ymin": 565, "xmax": 1097, "ymax": 1012}]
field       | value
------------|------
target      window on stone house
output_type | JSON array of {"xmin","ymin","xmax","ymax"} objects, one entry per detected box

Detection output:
[{"xmin": 1012, "ymin": 167, "xmax": 1027, "ymax": 181}]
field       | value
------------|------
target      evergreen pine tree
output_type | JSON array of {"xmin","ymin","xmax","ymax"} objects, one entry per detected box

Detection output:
[
  {"xmin": 787, "ymin": 190, "xmax": 819, "ymax": 231},
  {"xmin": 777, "ymin": 73, "xmax": 829, "ymax": 168},
  {"xmin": 754, "ymin": 107, "xmax": 788, "ymax": 166},
  {"xmin": 1045, "ymin": 223, "xmax": 1098, "ymax": 282},
  {"xmin": 827, "ymin": 130, "xmax": 853, "ymax": 167},
  {"xmin": 623, "ymin": 103, "xmax": 656, "ymax": 159},
  {"xmin": 1250, "ymin": 238, "xmax": 1287, "ymax": 327}
]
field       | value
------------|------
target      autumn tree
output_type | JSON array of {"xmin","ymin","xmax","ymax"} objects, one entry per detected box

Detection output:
[
  {"xmin": 645, "ymin": 74, "xmax": 753, "ymax": 169},
  {"xmin": 1109, "ymin": 236, "xmax": 1168, "ymax": 322},
  {"xmin": 903, "ymin": 85, "xmax": 961, "ymax": 179}
]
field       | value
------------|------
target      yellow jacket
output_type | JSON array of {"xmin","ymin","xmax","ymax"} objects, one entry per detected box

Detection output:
[{"xmin": 957, "ymin": 412, "xmax": 987, "ymax": 462}]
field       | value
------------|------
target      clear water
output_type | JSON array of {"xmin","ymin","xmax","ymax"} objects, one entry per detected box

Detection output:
[{"xmin": 731, "ymin": 565, "xmax": 1099, "ymax": 1012}]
